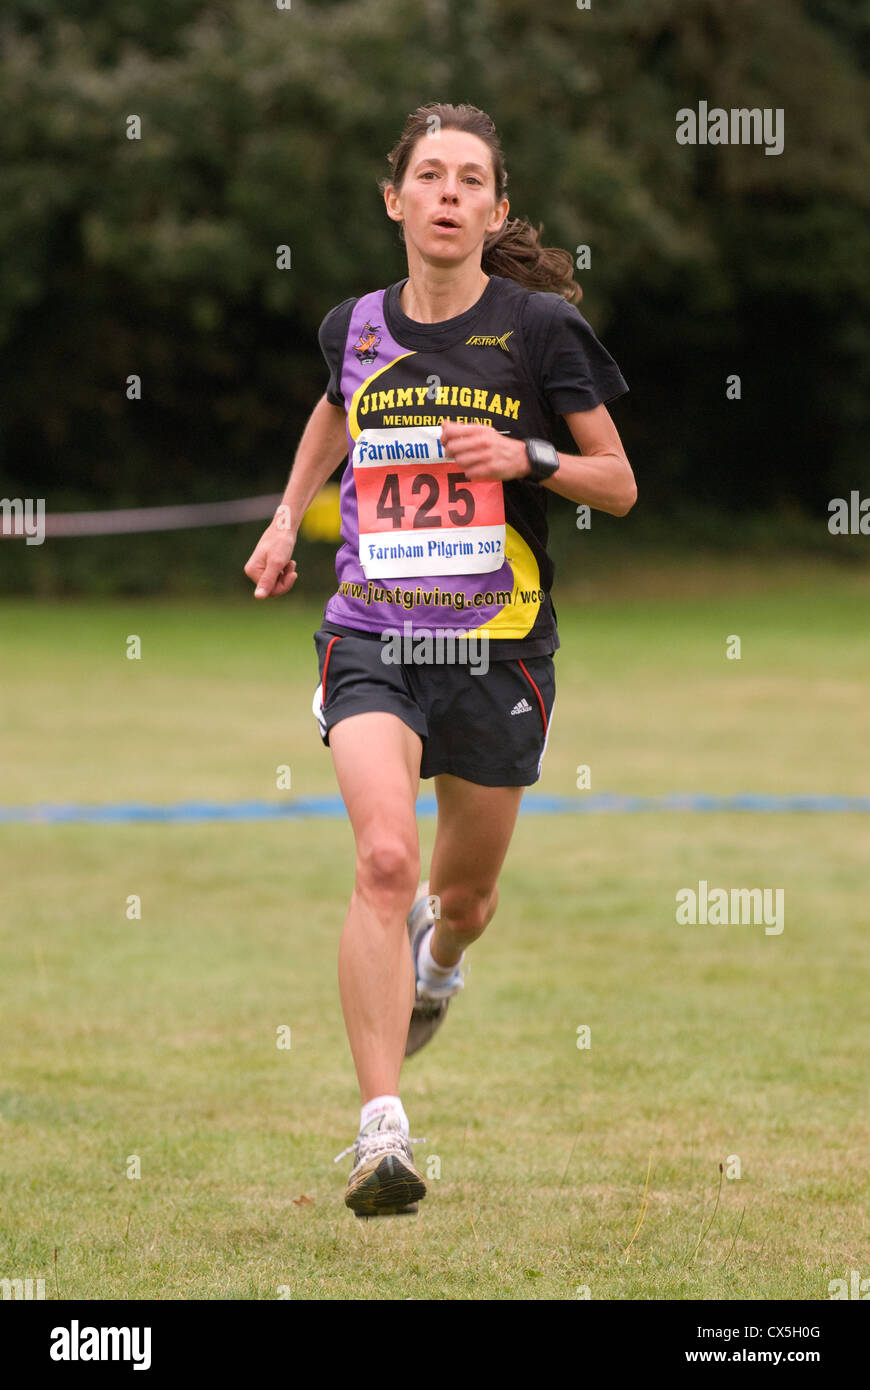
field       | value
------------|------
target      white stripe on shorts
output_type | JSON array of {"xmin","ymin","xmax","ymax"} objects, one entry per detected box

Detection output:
[
  {"xmin": 536, "ymin": 694, "xmax": 555, "ymax": 780},
  {"xmin": 312, "ymin": 682, "xmax": 327, "ymax": 738}
]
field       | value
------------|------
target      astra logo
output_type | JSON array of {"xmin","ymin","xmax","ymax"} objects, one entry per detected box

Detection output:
[{"xmin": 465, "ymin": 331, "xmax": 514, "ymax": 352}]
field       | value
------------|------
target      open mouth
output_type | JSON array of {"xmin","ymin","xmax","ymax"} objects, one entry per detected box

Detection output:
[{"xmin": 433, "ymin": 218, "xmax": 460, "ymax": 229}]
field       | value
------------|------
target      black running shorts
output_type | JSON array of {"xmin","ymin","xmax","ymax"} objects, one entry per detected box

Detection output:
[{"xmin": 312, "ymin": 626, "xmax": 557, "ymax": 788}]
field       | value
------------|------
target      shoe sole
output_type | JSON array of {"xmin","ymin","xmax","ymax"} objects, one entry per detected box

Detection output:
[
  {"xmin": 345, "ymin": 1153, "xmax": 427, "ymax": 1217},
  {"xmin": 405, "ymin": 881, "xmax": 455, "ymax": 1059},
  {"xmin": 354, "ymin": 1203, "xmax": 419, "ymax": 1219},
  {"xmin": 405, "ymin": 997, "xmax": 450, "ymax": 1057}
]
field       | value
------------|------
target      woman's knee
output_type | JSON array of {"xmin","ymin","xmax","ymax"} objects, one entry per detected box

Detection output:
[
  {"xmin": 435, "ymin": 881, "xmax": 498, "ymax": 936},
  {"xmin": 355, "ymin": 834, "xmax": 420, "ymax": 900}
]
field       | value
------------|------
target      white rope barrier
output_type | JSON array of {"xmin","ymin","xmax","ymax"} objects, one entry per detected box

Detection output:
[{"xmin": 0, "ymin": 494, "xmax": 284, "ymax": 538}]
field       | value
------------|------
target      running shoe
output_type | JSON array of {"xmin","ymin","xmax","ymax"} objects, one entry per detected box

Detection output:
[
  {"xmin": 405, "ymin": 880, "xmax": 468, "ymax": 1057},
  {"xmin": 334, "ymin": 1110, "xmax": 427, "ymax": 1217}
]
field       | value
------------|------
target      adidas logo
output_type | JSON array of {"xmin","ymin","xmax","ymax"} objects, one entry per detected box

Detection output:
[{"xmin": 510, "ymin": 697, "xmax": 533, "ymax": 716}]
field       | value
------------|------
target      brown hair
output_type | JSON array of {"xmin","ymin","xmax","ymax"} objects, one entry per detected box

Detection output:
[{"xmin": 379, "ymin": 102, "xmax": 581, "ymax": 305}]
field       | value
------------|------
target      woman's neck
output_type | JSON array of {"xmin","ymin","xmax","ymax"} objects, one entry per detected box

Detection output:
[{"xmin": 398, "ymin": 263, "xmax": 490, "ymax": 324}]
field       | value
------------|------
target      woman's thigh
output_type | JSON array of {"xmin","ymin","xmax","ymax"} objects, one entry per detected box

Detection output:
[
  {"xmin": 428, "ymin": 774, "xmax": 524, "ymax": 918},
  {"xmin": 328, "ymin": 711, "xmax": 423, "ymax": 892}
]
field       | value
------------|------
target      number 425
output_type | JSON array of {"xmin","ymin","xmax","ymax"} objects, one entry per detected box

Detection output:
[{"xmin": 376, "ymin": 471, "xmax": 476, "ymax": 529}]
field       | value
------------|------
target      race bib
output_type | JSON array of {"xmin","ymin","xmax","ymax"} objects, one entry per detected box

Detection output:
[{"xmin": 352, "ymin": 426, "xmax": 506, "ymax": 578}]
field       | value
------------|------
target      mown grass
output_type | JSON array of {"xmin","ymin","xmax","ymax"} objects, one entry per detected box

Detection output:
[{"xmin": 1, "ymin": 560, "xmax": 868, "ymax": 1298}]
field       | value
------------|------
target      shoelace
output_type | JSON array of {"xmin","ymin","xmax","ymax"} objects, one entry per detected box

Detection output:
[{"xmin": 333, "ymin": 1130, "xmax": 427, "ymax": 1165}]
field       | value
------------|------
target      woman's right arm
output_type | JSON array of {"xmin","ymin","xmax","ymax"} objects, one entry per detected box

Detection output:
[{"xmin": 244, "ymin": 392, "xmax": 348, "ymax": 598}]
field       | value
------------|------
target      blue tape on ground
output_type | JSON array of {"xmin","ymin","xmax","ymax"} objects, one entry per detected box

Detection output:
[{"xmin": 1, "ymin": 794, "xmax": 869, "ymax": 824}]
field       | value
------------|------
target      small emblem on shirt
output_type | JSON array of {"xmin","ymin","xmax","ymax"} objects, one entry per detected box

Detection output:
[
  {"xmin": 353, "ymin": 322, "xmax": 382, "ymax": 365},
  {"xmin": 465, "ymin": 331, "xmax": 514, "ymax": 352},
  {"xmin": 510, "ymin": 697, "xmax": 533, "ymax": 715}
]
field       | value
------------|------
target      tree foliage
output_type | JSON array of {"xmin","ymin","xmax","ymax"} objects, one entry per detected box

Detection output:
[{"xmin": 1, "ymin": 0, "xmax": 868, "ymax": 519}]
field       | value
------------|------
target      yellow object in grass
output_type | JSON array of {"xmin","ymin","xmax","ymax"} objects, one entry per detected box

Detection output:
[{"xmin": 299, "ymin": 483, "xmax": 342, "ymax": 541}]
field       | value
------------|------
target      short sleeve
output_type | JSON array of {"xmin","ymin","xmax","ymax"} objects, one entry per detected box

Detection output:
[
  {"xmin": 524, "ymin": 293, "xmax": 628, "ymax": 414},
  {"xmin": 317, "ymin": 297, "xmax": 357, "ymax": 408}
]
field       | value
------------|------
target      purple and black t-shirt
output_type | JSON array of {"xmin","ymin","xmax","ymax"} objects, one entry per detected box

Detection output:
[{"xmin": 315, "ymin": 273, "xmax": 628, "ymax": 660}]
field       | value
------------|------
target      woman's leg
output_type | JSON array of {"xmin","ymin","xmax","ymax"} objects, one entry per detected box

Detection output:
[
  {"xmin": 426, "ymin": 774, "xmax": 525, "ymax": 969},
  {"xmin": 328, "ymin": 710, "xmax": 423, "ymax": 1103}
]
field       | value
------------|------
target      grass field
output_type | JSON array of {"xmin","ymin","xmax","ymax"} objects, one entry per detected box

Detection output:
[{"xmin": 1, "ymin": 557, "xmax": 869, "ymax": 1300}]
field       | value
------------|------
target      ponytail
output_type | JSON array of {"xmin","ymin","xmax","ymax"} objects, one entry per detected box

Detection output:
[{"xmin": 483, "ymin": 217, "xmax": 581, "ymax": 304}]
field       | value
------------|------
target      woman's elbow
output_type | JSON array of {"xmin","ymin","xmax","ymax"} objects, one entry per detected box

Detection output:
[{"xmin": 613, "ymin": 464, "xmax": 637, "ymax": 516}]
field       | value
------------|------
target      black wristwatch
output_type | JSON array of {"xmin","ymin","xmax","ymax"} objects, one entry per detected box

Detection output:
[{"xmin": 525, "ymin": 437, "xmax": 560, "ymax": 482}]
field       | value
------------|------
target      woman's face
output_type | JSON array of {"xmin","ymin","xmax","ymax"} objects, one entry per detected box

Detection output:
[{"xmin": 385, "ymin": 128, "xmax": 509, "ymax": 268}]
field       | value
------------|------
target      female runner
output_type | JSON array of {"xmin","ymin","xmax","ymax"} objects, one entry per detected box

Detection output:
[{"xmin": 244, "ymin": 102, "xmax": 636, "ymax": 1218}]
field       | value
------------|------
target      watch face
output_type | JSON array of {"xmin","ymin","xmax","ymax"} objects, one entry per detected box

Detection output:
[{"xmin": 528, "ymin": 439, "xmax": 558, "ymax": 473}]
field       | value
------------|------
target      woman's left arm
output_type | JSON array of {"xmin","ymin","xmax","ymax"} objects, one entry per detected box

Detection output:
[
  {"xmin": 440, "ymin": 410, "xmax": 637, "ymax": 516},
  {"xmin": 540, "ymin": 405, "xmax": 637, "ymax": 516}
]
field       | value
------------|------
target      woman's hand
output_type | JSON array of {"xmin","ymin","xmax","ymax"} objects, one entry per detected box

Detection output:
[
  {"xmin": 440, "ymin": 421, "xmax": 530, "ymax": 481},
  {"xmin": 244, "ymin": 508, "xmax": 299, "ymax": 598}
]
